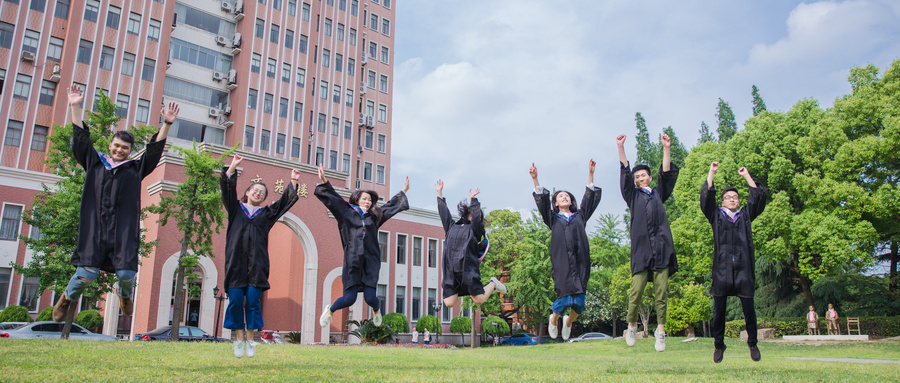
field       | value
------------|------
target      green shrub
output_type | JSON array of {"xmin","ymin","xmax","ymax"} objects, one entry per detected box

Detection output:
[
  {"xmin": 0, "ymin": 305, "xmax": 34, "ymax": 323},
  {"xmin": 415, "ymin": 315, "xmax": 440, "ymax": 334},
  {"xmin": 348, "ymin": 318, "xmax": 396, "ymax": 344},
  {"xmin": 75, "ymin": 310, "xmax": 103, "ymax": 331},
  {"xmin": 725, "ymin": 316, "xmax": 900, "ymax": 338},
  {"xmin": 285, "ymin": 331, "xmax": 303, "ymax": 344},
  {"xmin": 36, "ymin": 307, "xmax": 53, "ymax": 322},
  {"xmin": 481, "ymin": 315, "xmax": 509, "ymax": 337},
  {"xmin": 383, "ymin": 312, "xmax": 409, "ymax": 333},
  {"xmin": 449, "ymin": 316, "xmax": 471, "ymax": 334}
]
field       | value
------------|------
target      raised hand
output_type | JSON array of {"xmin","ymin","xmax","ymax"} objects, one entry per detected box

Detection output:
[
  {"xmin": 161, "ymin": 101, "xmax": 180, "ymax": 124},
  {"xmin": 529, "ymin": 163, "xmax": 538, "ymax": 180},
  {"xmin": 469, "ymin": 188, "xmax": 480, "ymax": 199},
  {"xmin": 738, "ymin": 167, "xmax": 749, "ymax": 177},
  {"xmin": 588, "ymin": 159, "xmax": 596, "ymax": 174},
  {"xmin": 402, "ymin": 176, "xmax": 410, "ymax": 193},
  {"xmin": 616, "ymin": 134, "xmax": 627, "ymax": 147},
  {"xmin": 67, "ymin": 85, "xmax": 84, "ymax": 105},
  {"xmin": 317, "ymin": 164, "xmax": 327, "ymax": 184},
  {"xmin": 710, "ymin": 161, "xmax": 719, "ymax": 173},
  {"xmin": 231, "ymin": 154, "xmax": 244, "ymax": 168},
  {"xmin": 661, "ymin": 134, "xmax": 671, "ymax": 148},
  {"xmin": 290, "ymin": 169, "xmax": 301, "ymax": 181}
]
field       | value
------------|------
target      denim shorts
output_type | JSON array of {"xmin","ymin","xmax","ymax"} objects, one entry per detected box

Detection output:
[{"xmin": 551, "ymin": 294, "xmax": 585, "ymax": 315}]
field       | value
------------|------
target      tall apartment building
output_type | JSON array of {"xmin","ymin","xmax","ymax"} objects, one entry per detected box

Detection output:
[{"xmin": 0, "ymin": 0, "xmax": 458, "ymax": 344}]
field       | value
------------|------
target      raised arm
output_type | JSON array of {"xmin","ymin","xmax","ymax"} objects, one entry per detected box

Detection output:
[
  {"xmin": 739, "ymin": 166, "xmax": 757, "ymax": 189},
  {"xmin": 587, "ymin": 158, "xmax": 595, "ymax": 186},
  {"xmin": 740, "ymin": 167, "xmax": 767, "ymax": 220},
  {"xmin": 219, "ymin": 159, "xmax": 240, "ymax": 216},
  {"xmin": 700, "ymin": 162, "xmax": 719, "ymax": 222},
  {"xmin": 529, "ymin": 163, "xmax": 540, "ymax": 189},
  {"xmin": 706, "ymin": 161, "xmax": 718, "ymax": 190},
  {"xmin": 226, "ymin": 154, "xmax": 243, "ymax": 177},
  {"xmin": 435, "ymin": 179, "xmax": 443, "ymax": 199},
  {"xmin": 157, "ymin": 101, "xmax": 179, "ymax": 141},
  {"xmin": 67, "ymin": 85, "xmax": 85, "ymax": 128},
  {"xmin": 661, "ymin": 134, "xmax": 671, "ymax": 172},
  {"xmin": 268, "ymin": 169, "xmax": 301, "ymax": 219},
  {"xmin": 617, "ymin": 134, "xmax": 628, "ymax": 167}
]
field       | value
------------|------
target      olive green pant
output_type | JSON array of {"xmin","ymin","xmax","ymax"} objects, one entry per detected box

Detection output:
[{"xmin": 626, "ymin": 269, "xmax": 669, "ymax": 325}]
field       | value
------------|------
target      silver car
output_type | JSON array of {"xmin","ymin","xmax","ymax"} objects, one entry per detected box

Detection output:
[
  {"xmin": 568, "ymin": 332, "xmax": 613, "ymax": 342},
  {"xmin": 0, "ymin": 321, "xmax": 117, "ymax": 341}
]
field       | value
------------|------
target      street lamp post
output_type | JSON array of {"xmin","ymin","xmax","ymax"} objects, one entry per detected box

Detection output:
[
  {"xmin": 432, "ymin": 301, "xmax": 442, "ymax": 344},
  {"xmin": 492, "ymin": 321, "xmax": 498, "ymax": 346},
  {"xmin": 212, "ymin": 286, "xmax": 227, "ymax": 339}
]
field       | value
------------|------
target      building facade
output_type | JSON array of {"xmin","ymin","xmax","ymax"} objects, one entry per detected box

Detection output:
[{"xmin": 0, "ymin": 0, "xmax": 459, "ymax": 344}]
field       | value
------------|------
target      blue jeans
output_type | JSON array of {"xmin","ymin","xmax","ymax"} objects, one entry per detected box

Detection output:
[
  {"xmin": 64, "ymin": 267, "xmax": 136, "ymax": 300},
  {"xmin": 551, "ymin": 294, "xmax": 586, "ymax": 315},
  {"xmin": 224, "ymin": 286, "xmax": 264, "ymax": 331},
  {"xmin": 330, "ymin": 286, "xmax": 380, "ymax": 313}
]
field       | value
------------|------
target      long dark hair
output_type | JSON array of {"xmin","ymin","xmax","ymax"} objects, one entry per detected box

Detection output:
[
  {"xmin": 350, "ymin": 190, "xmax": 382, "ymax": 222},
  {"xmin": 457, "ymin": 201, "xmax": 470, "ymax": 219},
  {"xmin": 240, "ymin": 182, "xmax": 268, "ymax": 203},
  {"xmin": 551, "ymin": 190, "xmax": 577, "ymax": 214}
]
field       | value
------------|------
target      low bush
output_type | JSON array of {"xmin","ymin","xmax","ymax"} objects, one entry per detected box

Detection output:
[
  {"xmin": 383, "ymin": 312, "xmax": 409, "ymax": 333},
  {"xmin": 725, "ymin": 316, "xmax": 900, "ymax": 338},
  {"xmin": 0, "ymin": 305, "xmax": 33, "ymax": 323},
  {"xmin": 75, "ymin": 310, "xmax": 103, "ymax": 331}
]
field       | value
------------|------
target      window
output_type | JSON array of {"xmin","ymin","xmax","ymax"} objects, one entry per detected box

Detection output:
[
  {"xmin": 317, "ymin": 113, "xmax": 326, "ymax": 132},
  {"xmin": 47, "ymin": 37, "xmax": 64, "ymax": 61},
  {"xmin": 298, "ymin": 35, "xmax": 308, "ymax": 53},
  {"xmin": 427, "ymin": 288, "xmax": 437, "ymax": 316},
  {"xmin": 127, "ymin": 13, "xmax": 142, "ymax": 35},
  {"xmin": 339, "ymin": 0, "xmax": 347, "ymax": 11},
  {"xmin": 244, "ymin": 126, "xmax": 255, "ymax": 148},
  {"xmin": 77, "ymin": 40, "xmax": 93, "ymax": 64},
  {"xmin": 270, "ymin": 24, "xmax": 280, "ymax": 44},
  {"xmin": 376, "ymin": 165, "xmax": 385, "ymax": 185},
  {"xmin": 248, "ymin": 89, "xmax": 258, "ymax": 109},
  {"xmin": 412, "ymin": 237, "xmax": 422, "ymax": 266},
  {"xmin": 344, "ymin": 121, "xmax": 352, "ymax": 139},
  {"xmin": 106, "ymin": 6, "xmax": 121, "ymax": 29},
  {"xmin": 174, "ymin": 3, "xmax": 236, "ymax": 36},
  {"xmin": 366, "ymin": 100, "xmax": 375, "ymax": 117},
  {"xmin": 348, "ymin": 58, "xmax": 355, "ymax": 76},
  {"xmin": 364, "ymin": 130, "xmax": 374, "ymax": 149},
  {"xmin": 291, "ymin": 137, "xmax": 301, "ymax": 157},
  {"xmin": 279, "ymin": 97, "xmax": 288, "ymax": 118},
  {"xmin": 377, "ymin": 134, "xmax": 386, "ymax": 153},
  {"xmin": 381, "ymin": 46, "xmax": 389, "ymax": 64},
  {"xmin": 38, "ymin": 81, "xmax": 56, "ymax": 106},
  {"xmin": 342, "ymin": 153, "xmax": 350, "ymax": 172},
  {"xmin": 296, "ymin": 67, "xmax": 306, "ymax": 87},
  {"xmin": 427, "ymin": 239, "xmax": 437, "ymax": 268},
  {"xmin": 4, "ymin": 121, "xmax": 22, "ymax": 147},
  {"xmin": 0, "ymin": 23, "xmax": 15, "ymax": 49},
  {"xmin": 13, "ymin": 75, "xmax": 31, "ymax": 100},
  {"xmin": 329, "ymin": 150, "xmax": 337, "ymax": 170},
  {"xmin": 384, "ymin": 0, "xmax": 391, "ymax": 8},
  {"xmin": 285, "ymin": 29, "xmax": 294, "ymax": 48},
  {"xmin": 369, "ymin": 41, "xmax": 377, "ymax": 59},
  {"xmin": 443, "ymin": 302, "xmax": 452, "ymax": 322},
  {"xmin": 335, "ymin": 54, "xmax": 343, "ymax": 72},
  {"xmin": 382, "ymin": 18, "xmax": 390, "ymax": 36},
  {"xmin": 276, "ymin": 134, "xmax": 285, "ymax": 154},
  {"xmin": 260, "ymin": 129, "xmax": 270, "ymax": 151},
  {"xmin": 337, "ymin": 23, "xmax": 344, "ymax": 41},
  {"xmin": 331, "ymin": 117, "xmax": 339, "ymax": 136},
  {"xmin": 266, "ymin": 58, "xmax": 276, "ymax": 78},
  {"xmin": 31, "ymin": 125, "xmax": 48, "ymax": 151},
  {"xmin": 169, "ymin": 121, "xmax": 224, "ymax": 145},
  {"xmin": 255, "ymin": 19, "xmax": 265, "ymax": 38},
  {"xmin": 315, "ymin": 147, "xmax": 324, "ymax": 166},
  {"xmin": 142, "ymin": 58, "xmax": 156, "ymax": 81},
  {"xmin": 273, "ymin": 0, "xmax": 281, "ymax": 10},
  {"xmin": 122, "ymin": 52, "xmax": 135, "ymax": 76},
  {"xmin": 378, "ymin": 231, "xmax": 388, "ymax": 262},
  {"xmin": 21, "ymin": 30, "xmax": 40, "ymax": 54},
  {"xmin": 0, "ymin": 204, "xmax": 23, "ymax": 240},
  {"xmin": 322, "ymin": 49, "xmax": 330, "ymax": 68},
  {"xmin": 377, "ymin": 284, "xmax": 386, "ymax": 314},
  {"xmin": 251, "ymin": 53, "xmax": 261, "ymax": 73},
  {"xmin": 161, "ymin": 77, "xmax": 231, "ymax": 109},
  {"xmin": 412, "ymin": 287, "xmax": 421, "ymax": 321},
  {"xmin": 115, "ymin": 94, "xmax": 129, "ymax": 118},
  {"xmin": 364, "ymin": 162, "xmax": 372, "ymax": 181},
  {"xmin": 136, "ymin": 99, "xmax": 150, "ymax": 122},
  {"xmin": 0, "ymin": 268, "xmax": 10, "ymax": 310},
  {"xmin": 148, "ymin": 19, "xmax": 161, "ymax": 41},
  {"xmin": 332, "ymin": 85, "xmax": 341, "ymax": 103},
  {"xmin": 55, "ymin": 0, "xmax": 70, "ymax": 19},
  {"xmin": 99, "ymin": 46, "xmax": 115, "ymax": 71},
  {"xmin": 349, "ymin": 28, "xmax": 357, "ymax": 46},
  {"xmin": 395, "ymin": 286, "xmax": 405, "ymax": 315},
  {"xmin": 84, "ymin": 0, "xmax": 99, "ymax": 22},
  {"xmin": 378, "ymin": 104, "xmax": 387, "ymax": 123},
  {"xmin": 263, "ymin": 93, "xmax": 274, "ymax": 114},
  {"xmin": 351, "ymin": 0, "xmax": 358, "ymax": 16},
  {"xmin": 19, "ymin": 277, "xmax": 39, "ymax": 312},
  {"xmin": 170, "ymin": 38, "xmax": 233, "ymax": 72},
  {"xmin": 324, "ymin": 18, "xmax": 332, "ymax": 36},
  {"xmin": 369, "ymin": 13, "xmax": 378, "ymax": 30},
  {"xmin": 301, "ymin": 2, "xmax": 311, "ymax": 21},
  {"xmin": 380, "ymin": 75, "xmax": 389, "ymax": 93},
  {"xmin": 293, "ymin": 102, "xmax": 303, "ymax": 122},
  {"xmin": 288, "ymin": 0, "xmax": 296, "ymax": 16},
  {"xmin": 319, "ymin": 81, "xmax": 328, "ymax": 100},
  {"xmin": 345, "ymin": 89, "xmax": 354, "ymax": 107}
]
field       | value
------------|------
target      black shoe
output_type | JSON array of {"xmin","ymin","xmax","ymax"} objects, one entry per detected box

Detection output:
[
  {"xmin": 714, "ymin": 348, "xmax": 725, "ymax": 363},
  {"xmin": 749, "ymin": 346, "xmax": 761, "ymax": 362}
]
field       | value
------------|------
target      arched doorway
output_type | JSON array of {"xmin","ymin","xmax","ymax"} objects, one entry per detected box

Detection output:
[{"xmin": 260, "ymin": 222, "xmax": 305, "ymax": 332}]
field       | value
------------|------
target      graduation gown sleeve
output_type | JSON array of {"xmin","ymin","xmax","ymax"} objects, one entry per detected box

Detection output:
[
  {"xmin": 437, "ymin": 197, "xmax": 455, "ymax": 233},
  {"xmin": 376, "ymin": 191, "xmax": 409, "ymax": 227}
]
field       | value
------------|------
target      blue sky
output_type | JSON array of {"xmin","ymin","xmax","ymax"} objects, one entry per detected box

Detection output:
[{"xmin": 389, "ymin": 0, "xmax": 900, "ymax": 227}]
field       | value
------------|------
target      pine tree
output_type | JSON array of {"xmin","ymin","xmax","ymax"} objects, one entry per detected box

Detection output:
[
  {"xmin": 715, "ymin": 98, "xmax": 738, "ymax": 143},
  {"xmin": 751, "ymin": 85, "xmax": 768, "ymax": 116},
  {"xmin": 697, "ymin": 121, "xmax": 715, "ymax": 144}
]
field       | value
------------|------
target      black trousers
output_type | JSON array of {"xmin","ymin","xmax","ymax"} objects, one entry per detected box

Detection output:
[{"xmin": 712, "ymin": 295, "xmax": 757, "ymax": 350}]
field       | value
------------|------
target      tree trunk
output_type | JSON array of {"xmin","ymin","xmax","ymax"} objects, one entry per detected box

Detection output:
[
  {"xmin": 639, "ymin": 304, "xmax": 651, "ymax": 337},
  {"xmin": 470, "ymin": 307, "xmax": 477, "ymax": 349},
  {"xmin": 686, "ymin": 325, "xmax": 695, "ymax": 338},
  {"xmin": 890, "ymin": 241, "xmax": 898, "ymax": 293},
  {"xmin": 790, "ymin": 252, "xmax": 815, "ymax": 307},
  {"xmin": 611, "ymin": 310, "xmax": 618, "ymax": 338},
  {"xmin": 60, "ymin": 300, "xmax": 77, "ymax": 339},
  {"xmin": 170, "ymin": 235, "xmax": 190, "ymax": 341}
]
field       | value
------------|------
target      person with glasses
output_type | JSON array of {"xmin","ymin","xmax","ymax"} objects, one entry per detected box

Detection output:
[
  {"xmin": 220, "ymin": 154, "xmax": 300, "ymax": 358},
  {"xmin": 701, "ymin": 161, "xmax": 767, "ymax": 363}
]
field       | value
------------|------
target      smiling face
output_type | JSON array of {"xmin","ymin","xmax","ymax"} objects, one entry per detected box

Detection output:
[
  {"xmin": 633, "ymin": 169, "xmax": 652, "ymax": 188},
  {"xmin": 554, "ymin": 192, "xmax": 572, "ymax": 211},
  {"xmin": 244, "ymin": 184, "xmax": 268, "ymax": 206},
  {"xmin": 108, "ymin": 137, "xmax": 133, "ymax": 162},
  {"xmin": 357, "ymin": 192, "xmax": 373, "ymax": 210},
  {"xmin": 721, "ymin": 190, "xmax": 740, "ymax": 211}
]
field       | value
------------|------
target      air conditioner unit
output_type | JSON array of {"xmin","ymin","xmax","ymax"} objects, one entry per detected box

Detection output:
[
  {"xmin": 360, "ymin": 54, "xmax": 368, "ymax": 65},
  {"xmin": 234, "ymin": 0, "xmax": 244, "ymax": 13},
  {"xmin": 359, "ymin": 84, "xmax": 367, "ymax": 95},
  {"xmin": 212, "ymin": 71, "xmax": 225, "ymax": 81},
  {"xmin": 209, "ymin": 108, "xmax": 220, "ymax": 117},
  {"xmin": 221, "ymin": 120, "xmax": 234, "ymax": 128},
  {"xmin": 215, "ymin": 36, "xmax": 228, "ymax": 45},
  {"xmin": 172, "ymin": 13, "xmax": 178, "ymax": 30},
  {"xmin": 223, "ymin": 105, "xmax": 232, "ymax": 116},
  {"xmin": 227, "ymin": 69, "xmax": 237, "ymax": 84},
  {"xmin": 49, "ymin": 65, "xmax": 62, "ymax": 82},
  {"xmin": 365, "ymin": 116, "xmax": 375, "ymax": 128},
  {"xmin": 221, "ymin": 2, "xmax": 233, "ymax": 12},
  {"xmin": 52, "ymin": 65, "xmax": 61, "ymax": 75},
  {"xmin": 358, "ymin": 113, "xmax": 366, "ymax": 125},
  {"xmin": 21, "ymin": 51, "xmax": 35, "ymax": 62},
  {"xmin": 232, "ymin": 33, "xmax": 242, "ymax": 48}
]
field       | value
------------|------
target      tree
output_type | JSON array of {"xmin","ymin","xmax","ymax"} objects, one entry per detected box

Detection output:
[
  {"xmin": 751, "ymin": 85, "xmax": 767, "ymax": 116},
  {"xmin": 16, "ymin": 91, "xmax": 157, "ymax": 338},
  {"xmin": 505, "ymin": 212, "xmax": 555, "ymax": 341},
  {"xmin": 382, "ymin": 312, "xmax": 409, "ymax": 333},
  {"xmin": 449, "ymin": 316, "xmax": 471, "ymax": 344},
  {"xmin": 145, "ymin": 142, "xmax": 236, "ymax": 340},
  {"xmin": 579, "ymin": 214, "xmax": 630, "ymax": 335},
  {"xmin": 634, "ymin": 112, "xmax": 657, "ymax": 167},
  {"xmin": 481, "ymin": 315, "xmax": 510, "ymax": 344},
  {"xmin": 608, "ymin": 264, "xmax": 654, "ymax": 336},
  {"xmin": 715, "ymin": 98, "xmax": 738, "ymax": 143},
  {"xmin": 664, "ymin": 282, "xmax": 712, "ymax": 337},
  {"xmin": 698, "ymin": 121, "xmax": 716, "ymax": 145}
]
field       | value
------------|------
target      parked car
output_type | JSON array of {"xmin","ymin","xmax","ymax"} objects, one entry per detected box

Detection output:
[
  {"xmin": 0, "ymin": 322, "xmax": 27, "ymax": 330},
  {"xmin": 135, "ymin": 326, "xmax": 231, "ymax": 342},
  {"xmin": 500, "ymin": 333, "xmax": 539, "ymax": 346},
  {"xmin": 568, "ymin": 332, "xmax": 613, "ymax": 343},
  {"xmin": 0, "ymin": 321, "xmax": 116, "ymax": 341}
]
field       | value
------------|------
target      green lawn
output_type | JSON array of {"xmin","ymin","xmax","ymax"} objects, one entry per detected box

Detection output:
[{"xmin": 2, "ymin": 337, "xmax": 898, "ymax": 382}]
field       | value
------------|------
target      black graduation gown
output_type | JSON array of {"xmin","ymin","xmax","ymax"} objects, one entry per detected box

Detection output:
[
  {"xmin": 315, "ymin": 181, "xmax": 409, "ymax": 291},
  {"xmin": 438, "ymin": 196, "xmax": 485, "ymax": 298},
  {"xmin": 620, "ymin": 162, "xmax": 679, "ymax": 276},
  {"xmin": 70, "ymin": 122, "xmax": 165, "ymax": 272},
  {"xmin": 221, "ymin": 169, "xmax": 299, "ymax": 291},
  {"xmin": 700, "ymin": 181, "xmax": 767, "ymax": 298},
  {"xmin": 533, "ymin": 186, "xmax": 602, "ymax": 299}
]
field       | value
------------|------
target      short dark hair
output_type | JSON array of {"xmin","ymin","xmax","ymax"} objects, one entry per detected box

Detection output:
[
  {"xmin": 721, "ymin": 186, "xmax": 739, "ymax": 200},
  {"xmin": 551, "ymin": 190, "xmax": 577, "ymax": 214},
  {"xmin": 350, "ymin": 190, "xmax": 383, "ymax": 222},
  {"xmin": 112, "ymin": 130, "xmax": 135, "ymax": 147},
  {"xmin": 240, "ymin": 182, "xmax": 267, "ymax": 203},
  {"xmin": 631, "ymin": 164, "xmax": 651, "ymax": 176}
]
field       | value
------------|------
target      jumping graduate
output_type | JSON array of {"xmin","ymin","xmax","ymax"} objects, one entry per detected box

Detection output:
[
  {"xmin": 316, "ymin": 165, "xmax": 409, "ymax": 330},
  {"xmin": 617, "ymin": 133, "xmax": 679, "ymax": 352},
  {"xmin": 53, "ymin": 85, "xmax": 178, "ymax": 323},
  {"xmin": 221, "ymin": 154, "xmax": 300, "ymax": 358},
  {"xmin": 436, "ymin": 180, "xmax": 506, "ymax": 309},
  {"xmin": 530, "ymin": 160, "xmax": 602, "ymax": 341},
  {"xmin": 701, "ymin": 161, "xmax": 766, "ymax": 363}
]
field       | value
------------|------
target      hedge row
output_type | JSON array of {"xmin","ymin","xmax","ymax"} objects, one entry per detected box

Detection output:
[{"xmin": 725, "ymin": 316, "xmax": 900, "ymax": 338}]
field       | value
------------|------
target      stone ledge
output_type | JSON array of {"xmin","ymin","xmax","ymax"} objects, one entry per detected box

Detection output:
[
  {"xmin": 782, "ymin": 335, "xmax": 869, "ymax": 341},
  {"xmin": 741, "ymin": 328, "xmax": 775, "ymax": 341}
]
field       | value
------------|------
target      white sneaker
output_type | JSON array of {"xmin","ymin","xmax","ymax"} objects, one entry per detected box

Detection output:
[
  {"xmin": 233, "ymin": 340, "xmax": 245, "ymax": 358},
  {"xmin": 625, "ymin": 325, "xmax": 637, "ymax": 347},
  {"xmin": 246, "ymin": 340, "xmax": 258, "ymax": 358},
  {"xmin": 490, "ymin": 277, "xmax": 507, "ymax": 294},
  {"xmin": 373, "ymin": 311, "xmax": 382, "ymax": 326},
  {"xmin": 654, "ymin": 330, "xmax": 666, "ymax": 352},
  {"xmin": 320, "ymin": 305, "xmax": 333, "ymax": 328},
  {"xmin": 561, "ymin": 315, "xmax": 572, "ymax": 341},
  {"xmin": 548, "ymin": 315, "xmax": 558, "ymax": 339}
]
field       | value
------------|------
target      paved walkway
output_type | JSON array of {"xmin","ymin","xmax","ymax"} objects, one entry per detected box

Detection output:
[{"xmin": 777, "ymin": 357, "xmax": 900, "ymax": 364}]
